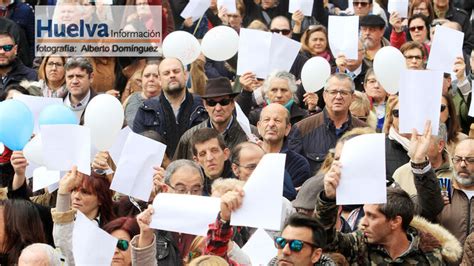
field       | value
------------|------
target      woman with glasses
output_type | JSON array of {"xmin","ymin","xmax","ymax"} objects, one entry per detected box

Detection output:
[
  {"xmin": 362, "ymin": 68, "xmax": 388, "ymax": 131},
  {"xmin": 408, "ymin": 0, "xmax": 435, "ymax": 23},
  {"xmin": 390, "ymin": 14, "xmax": 431, "ymax": 52},
  {"xmin": 38, "ymin": 55, "xmax": 68, "ymax": 98},
  {"xmin": 300, "ymin": 25, "xmax": 335, "ymax": 66},
  {"xmin": 103, "ymin": 217, "xmax": 139, "ymax": 266},
  {"xmin": 51, "ymin": 166, "xmax": 116, "ymax": 265}
]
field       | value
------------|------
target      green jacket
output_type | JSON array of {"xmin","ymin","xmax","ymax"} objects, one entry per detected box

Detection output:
[{"xmin": 314, "ymin": 193, "xmax": 462, "ymax": 265}]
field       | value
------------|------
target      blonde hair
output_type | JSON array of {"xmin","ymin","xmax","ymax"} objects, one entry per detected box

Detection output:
[
  {"xmin": 247, "ymin": 20, "xmax": 268, "ymax": 31},
  {"xmin": 350, "ymin": 91, "xmax": 377, "ymax": 129},
  {"xmin": 188, "ymin": 255, "xmax": 229, "ymax": 266},
  {"xmin": 382, "ymin": 95, "xmax": 399, "ymax": 134}
]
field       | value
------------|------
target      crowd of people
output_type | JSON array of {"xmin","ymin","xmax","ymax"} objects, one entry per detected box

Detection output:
[{"xmin": 1, "ymin": 0, "xmax": 474, "ymax": 265}]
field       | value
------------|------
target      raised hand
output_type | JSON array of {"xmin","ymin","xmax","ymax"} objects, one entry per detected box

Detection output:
[{"xmin": 407, "ymin": 120, "xmax": 432, "ymax": 163}]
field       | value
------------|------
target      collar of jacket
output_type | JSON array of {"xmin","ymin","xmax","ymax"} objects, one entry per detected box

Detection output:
[{"xmin": 322, "ymin": 108, "xmax": 352, "ymax": 132}]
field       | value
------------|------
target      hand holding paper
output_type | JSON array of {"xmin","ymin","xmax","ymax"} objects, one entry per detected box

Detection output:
[{"xmin": 407, "ymin": 120, "xmax": 432, "ymax": 163}]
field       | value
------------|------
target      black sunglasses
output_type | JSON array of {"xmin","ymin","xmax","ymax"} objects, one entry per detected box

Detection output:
[
  {"xmin": 205, "ymin": 98, "xmax": 233, "ymax": 107},
  {"xmin": 392, "ymin": 109, "xmax": 399, "ymax": 118},
  {"xmin": 274, "ymin": 237, "xmax": 316, "ymax": 252},
  {"xmin": 116, "ymin": 239, "xmax": 129, "ymax": 251},
  {"xmin": 270, "ymin": 29, "xmax": 291, "ymax": 35},
  {"xmin": 353, "ymin": 1, "xmax": 369, "ymax": 7},
  {"xmin": 0, "ymin": 44, "xmax": 14, "ymax": 52},
  {"xmin": 441, "ymin": 104, "xmax": 447, "ymax": 112},
  {"xmin": 409, "ymin": 26, "xmax": 425, "ymax": 32}
]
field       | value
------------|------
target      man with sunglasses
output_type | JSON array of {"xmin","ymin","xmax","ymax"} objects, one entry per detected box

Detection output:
[
  {"xmin": 0, "ymin": 32, "xmax": 36, "ymax": 91},
  {"xmin": 174, "ymin": 77, "xmax": 257, "ymax": 160},
  {"xmin": 415, "ymin": 137, "xmax": 474, "ymax": 245},
  {"xmin": 288, "ymin": 73, "xmax": 367, "ymax": 174},
  {"xmin": 205, "ymin": 189, "xmax": 334, "ymax": 265},
  {"xmin": 133, "ymin": 57, "xmax": 208, "ymax": 158}
]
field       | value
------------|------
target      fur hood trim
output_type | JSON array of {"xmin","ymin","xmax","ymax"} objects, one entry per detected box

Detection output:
[{"xmin": 410, "ymin": 216, "xmax": 462, "ymax": 263}]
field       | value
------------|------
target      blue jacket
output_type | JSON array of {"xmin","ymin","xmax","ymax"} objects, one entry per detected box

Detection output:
[{"xmin": 132, "ymin": 90, "xmax": 208, "ymax": 157}]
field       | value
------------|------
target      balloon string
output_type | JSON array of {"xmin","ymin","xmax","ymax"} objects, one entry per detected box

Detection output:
[{"xmin": 193, "ymin": 16, "xmax": 204, "ymax": 36}]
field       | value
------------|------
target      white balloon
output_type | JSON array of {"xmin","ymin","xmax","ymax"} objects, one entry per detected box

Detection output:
[
  {"xmin": 0, "ymin": 142, "xmax": 4, "ymax": 154},
  {"xmin": 23, "ymin": 135, "xmax": 43, "ymax": 165},
  {"xmin": 373, "ymin": 46, "xmax": 406, "ymax": 94},
  {"xmin": 201, "ymin": 26, "xmax": 239, "ymax": 61},
  {"xmin": 162, "ymin": 31, "xmax": 201, "ymax": 65},
  {"xmin": 301, "ymin": 57, "xmax": 331, "ymax": 92},
  {"xmin": 84, "ymin": 94, "xmax": 124, "ymax": 151}
]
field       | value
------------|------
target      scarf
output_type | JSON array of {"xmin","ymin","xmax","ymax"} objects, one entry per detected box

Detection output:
[
  {"xmin": 388, "ymin": 127, "xmax": 410, "ymax": 151},
  {"xmin": 266, "ymin": 98, "xmax": 294, "ymax": 112}
]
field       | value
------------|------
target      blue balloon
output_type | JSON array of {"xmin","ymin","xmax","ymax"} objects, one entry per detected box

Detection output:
[
  {"xmin": 39, "ymin": 104, "xmax": 78, "ymax": 126},
  {"xmin": 0, "ymin": 100, "xmax": 34, "ymax": 151}
]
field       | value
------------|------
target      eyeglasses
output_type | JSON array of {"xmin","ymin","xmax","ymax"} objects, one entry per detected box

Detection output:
[
  {"xmin": 440, "ymin": 104, "xmax": 447, "ymax": 112},
  {"xmin": 404, "ymin": 55, "xmax": 423, "ymax": 61},
  {"xmin": 235, "ymin": 163, "xmax": 258, "ymax": 170},
  {"xmin": 409, "ymin": 26, "xmax": 425, "ymax": 32},
  {"xmin": 452, "ymin": 156, "xmax": 474, "ymax": 165},
  {"xmin": 0, "ymin": 44, "xmax": 14, "ymax": 52},
  {"xmin": 392, "ymin": 109, "xmax": 399, "ymax": 118},
  {"xmin": 325, "ymin": 89, "xmax": 353, "ymax": 97},
  {"xmin": 270, "ymin": 29, "xmax": 291, "ymax": 35},
  {"xmin": 168, "ymin": 184, "xmax": 203, "ymax": 195},
  {"xmin": 116, "ymin": 239, "xmax": 129, "ymax": 251},
  {"xmin": 205, "ymin": 98, "xmax": 233, "ymax": 107},
  {"xmin": 274, "ymin": 237, "xmax": 316, "ymax": 252},
  {"xmin": 46, "ymin": 62, "xmax": 64, "ymax": 68},
  {"xmin": 354, "ymin": 115, "xmax": 368, "ymax": 122},
  {"xmin": 414, "ymin": 7, "xmax": 428, "ymax": 12},
  {"xmin": 353, "ymin": 1, "xmax": 369, "ymax": 7}
]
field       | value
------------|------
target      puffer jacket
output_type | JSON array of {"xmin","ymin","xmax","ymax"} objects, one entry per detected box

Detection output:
[
  {"xmin": 461, "ymin": 232, "xmax": 474, "ymax": 265},
  {"xmin": 315, "ymin": 192, "xmax": 463, "ymax": 265}
]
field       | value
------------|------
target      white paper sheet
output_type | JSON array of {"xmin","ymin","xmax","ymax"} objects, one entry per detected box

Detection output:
[
  {"xmin": 237, "ymin": 28, "xmax": 272, "ymax": 79},
  {"xmin": 73, "ymin": 211, "xmax": 117, "ymax": 266},
  {"xmin": 398, "ymin": 69, "xmax": 443, "ymax": 135},
  {"xmin": 289, "ymin": 0, "xmax": 314, "ymax": 16},
  {"xmin": 337, "ymin": 134, "xmax": 386, "ymax": 205},
  {"xmin": 268, "ymin": 33, "xmax": 302, "ymax": 73},
  {"xmin": 13, "ymin": 95, "xmax": 63, "ymax": 134},
  {"xmin": 217, "ymin": 0, "xmax": 236, "ymax": 13},
  {"xmin": 469, "ymin": 83, "xmax": 474, "ymax": 117},
  {"xmin": 48, "ymin": 182, "xmax": 59, "ymax": 193},
  {"xmin": 40, "ymin": 124, "xmax": 91, "ymax": 175},
  {"xmin": 32, "ymin": 166, "xmax": 60, "ymax": 192},
  {"xmin": 235, "ymin": 102, "xmax": 252, "ymax": 139},
  {"xmin": 110, "ymin": 132, "xmax": 166, "ymax": 201},
  {"xmin": 25, "ymin": 162, "xmax": 40, "ymax": 179},
  {"xmin": 150, "ymin": 193, "xmax": 221, "ymax": 236},
  {"xmin": 328, "ymin": 16, "xmax": 359, "ymax": 60},
  {"xmin": 427, "ymin": 26, "xmax": 464, "ymax": 73},
  {"xmin": 231, "ymin": 154, "xmax": 285, "ymax": 230},
  {"xmin": 108, "ymin": 126, "xmax": 132, "ymax": 165},
  {"xmin": 180, "ymin": 0, "xmax": 211, "ymax": 22},
  {"xmin": 242, "ymin": 228, "xmax": 277, "ymax": 265},
  {"xmin": 388, "ymin": 0, "xmax": 409, "ymax": 18}
]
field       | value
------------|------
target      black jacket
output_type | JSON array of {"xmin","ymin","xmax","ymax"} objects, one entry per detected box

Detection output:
[
  {"xmin": 0, "ymin": 58, "xmax": 37, "ymax": 91},
  {"xmin": 385, "ymin": 137, "xmax": 410, "ymax": 185},
  {"xmin": 133, "ymin": 90, "xmax": 208, "ymax": 158}
]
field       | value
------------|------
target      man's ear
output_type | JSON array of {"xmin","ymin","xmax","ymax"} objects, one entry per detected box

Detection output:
[
  {"xmin": 311, "ymin": 248, "xmax": 323, "ymax": 263},
  {"xmin": 193, "ymin": 155, "xmax": 199, "ymax": 163},
  {"xmin": 231, "ymin": 162, "xmax": 239, "ymax": 177},
  {"xmin": 223, "ymin": 148, "xmax": 230, "ymax": 160},
  {"xmin": 390, "ymin": 215, "xmax": 403, "ymax": 230},
  {"xmin": 284, "ymin": 123, "xmax": 291, "ymax": 137}
]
